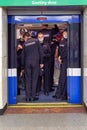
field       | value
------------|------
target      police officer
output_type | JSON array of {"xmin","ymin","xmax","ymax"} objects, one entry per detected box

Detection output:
[
  {"xmin": 39, "ymin": 24, "xmax": 54, "ymax": 92},
  {"xmin": 17, "ymin": 28, "xmax": 25, "ymax": 95},
  {"xmin": 53, "ymin": 30, "xmax": 67, "ymax": 101},
  {"xmin": 39, "ymin": 24, "xmax": 51, "ymax": 44},
  {"xmin": 37, "ymin": 32, "xmax": 51, "ymax": 96},
  {"xmin": 50, "ymin": 24, "xmax": 60, "ymax": 89},
  {"xmin": 21, "ymin": 32, "xmax": 44, "ymax": 102}
]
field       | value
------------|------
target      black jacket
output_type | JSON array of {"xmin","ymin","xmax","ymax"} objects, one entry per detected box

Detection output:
[
  {"xmin": 17, "ymin": 39, "xmax": 24, "ymax": 68},
  {"xmin": 58, "ymin": 38, "xmax": 67, "ymax": 60},
  {"xmin": 39, "ymin": 28, "xmax": 51, "ymax": 44},
  {"xmin": 40, "ymin": 40, "xmax": 51, "ymax": 60},
  {"xmin": 21, "ymin": 38, "xmax": 43, "ymax": 68}
]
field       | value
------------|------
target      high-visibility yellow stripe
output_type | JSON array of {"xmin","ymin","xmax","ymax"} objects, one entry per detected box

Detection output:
[{"xmin": 8, "ymin": 102, "xmax": 82, "ymax": 108}]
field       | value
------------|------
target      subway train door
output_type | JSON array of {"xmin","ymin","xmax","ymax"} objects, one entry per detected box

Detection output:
[
  {"xmin": 8, "ymin": 16, "xmax": 17, "ymax": 104},
  {"xmin": 8, "ymin": 15, "xmax": 81, "ymax": 105}
]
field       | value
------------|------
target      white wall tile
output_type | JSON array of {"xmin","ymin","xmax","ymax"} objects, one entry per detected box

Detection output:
[
  {"xmin": 83, "ymin": 8, "xmax": 87, "ymax": 106},
  {"xmin": 0, "ymin": 8, "xmax": 7, "ymax": 109},
  {"xmin": 0, "ymin": 13, "xmax": 2, "ymax": 58},
  {"xmin": 0, "ymin": 58, "xmax": 2, "ymax": 108},
  {"xmin": 2, "ymin": 57, "xmax": 7, "ymax": 107},
  {"xmin": 83, "ymin": 77, "xmax": 87, "ymax": 105}
]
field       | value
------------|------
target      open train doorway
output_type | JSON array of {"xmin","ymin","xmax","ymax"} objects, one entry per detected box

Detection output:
[
  {"xmin": 8, "ymin": 15, "xmax": 81, "ymax": 105},
  {"xmin": 16, "ymin": 23, "xmax": 68, "ymax": 103}
]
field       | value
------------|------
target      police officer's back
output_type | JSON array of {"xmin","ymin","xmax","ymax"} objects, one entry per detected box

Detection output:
[{"xmin": 21, "ymin": 32, "xmax": 43, "ymax": 102}]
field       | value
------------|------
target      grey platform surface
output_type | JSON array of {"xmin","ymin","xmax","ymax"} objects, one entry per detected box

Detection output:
[{"xmin": 0, "ymin": 113, "xmax": 87, "ymax": 130}]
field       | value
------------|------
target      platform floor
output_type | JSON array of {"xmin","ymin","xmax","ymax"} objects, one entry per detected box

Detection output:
[{"xmin": 1, "ymin": 112, "xmax": 87, "ymax": 130}]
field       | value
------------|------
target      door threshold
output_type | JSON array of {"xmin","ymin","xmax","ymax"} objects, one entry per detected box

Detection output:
[{"xmin": 8, "ymin": 102, "xmax": 82, "ymax": 108}]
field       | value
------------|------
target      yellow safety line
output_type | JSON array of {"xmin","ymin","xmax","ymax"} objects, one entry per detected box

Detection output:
[
  {"xmin": 8, "ymin": 102, "xmax": 83, "ymax": 108},
  {"xmin": 17, "ymin": 102, "xmax": 68, "ymax": 105},
  {"xmin": 8, "ymin": 105, "xmax": 83, "ymax": 108}
]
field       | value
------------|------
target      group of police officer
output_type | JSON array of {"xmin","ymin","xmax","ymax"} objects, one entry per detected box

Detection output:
[{"xmin": 17, "ymin": 24, "xmax": 67, "ymax": 102}]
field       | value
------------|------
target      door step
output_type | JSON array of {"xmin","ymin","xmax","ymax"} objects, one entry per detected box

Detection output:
[
  {"xmin": 5, "ymin": 103, "xmax": 86, "ymax": 114},
  {"xmin": 8, "ymin": 102, "xmax": 82, "ymax": 108}
]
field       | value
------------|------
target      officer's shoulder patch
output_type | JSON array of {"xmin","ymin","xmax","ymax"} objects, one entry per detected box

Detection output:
[
  {"xmin": 59, "ymin": 44, "xmax": 64, "ymax": 47},
  {"xmin": 25, "ymin": 42, "xmax": 36, "ymax": 47},
  {"xmin": 44, "ymin": 34, "xmax": 50, "ymax": 37}
]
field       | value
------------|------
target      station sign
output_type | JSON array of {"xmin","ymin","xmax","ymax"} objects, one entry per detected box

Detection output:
[{"xmin": 0, "ymin": 0, "xmax": 87, "ymax": 6}]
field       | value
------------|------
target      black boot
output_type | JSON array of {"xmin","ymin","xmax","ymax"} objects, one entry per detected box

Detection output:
[
  {"xmin": 31, "ymin": 97, "xmax": 39, "ymax": 101},
  {"xmin": 26, "ymin": 98, "xmax": 32, "ymax": 102}
]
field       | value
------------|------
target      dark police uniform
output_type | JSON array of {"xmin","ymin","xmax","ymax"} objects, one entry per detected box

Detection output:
[
  {"xmin": 55, "ymin": 38, "xmax": 67, "ymax": 100},
  {"xmin": 37, "ymin": 39, "xmax": 51, "ymax": 95},
  {"xmin": 50, "ymin": 41, "xmax": 59, "ymax": 88},
  {"xmin": 17, "ymin": 38, "xmax": 24, "ymax": 94},
  {"xmin": 21, "ymin": 38, "xmax": 43, "ymax": 99},
  {"xmin": 39, "ymin": 28, "xmax": 51, "ymax": 44},
  {"xmin": 39, "ymin": 28, "xmax": 56, "ymax": 92},
  {"xmin": 17, "ymin": 39, "xmax": 24, "ymax": 69},
  {"xmin": 50, "ymin": 26, "xmax": 60, "ymax": 89}
]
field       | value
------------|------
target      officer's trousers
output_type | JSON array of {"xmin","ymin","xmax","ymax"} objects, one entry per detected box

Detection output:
[
  {"xmin": 55, "ymin": 59, "xmax": 67, "ymax": 98},
  {"xmin": 50, "ymin": 60, "xmax": 54, "ymax": 89},
  {"xmin": 17, "ymin": 66, "xmax": 21, "ymax": 95},
  {"xmin": 37, "ymin": 57, "xmax": 50, "ymax": 93},
  {"xmin": 43, "ymin": 58, "xmax": 51, "ymax": 93},
  {"xmin": 36, "ymin": 76, "xmax": 42, "ymax": 93},
  {"xmin": 25, "ymin": 60, "xmax": 39, "ymax": 98}
]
